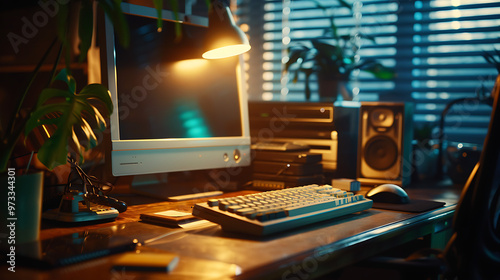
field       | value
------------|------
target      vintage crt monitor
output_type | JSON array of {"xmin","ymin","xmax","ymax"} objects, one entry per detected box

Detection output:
[{"xmin": 104, "ymin": 3, "xmax": 251, "ymax": 198}]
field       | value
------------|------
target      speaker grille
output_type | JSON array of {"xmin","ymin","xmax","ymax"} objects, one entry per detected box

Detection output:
[
  {"xmin": 357, "ymin": 102, "xmax": 413, "ymax": 186},
  {"xmin": 363, "ymin": 136, "xmax": 398, "ymax": 171}
]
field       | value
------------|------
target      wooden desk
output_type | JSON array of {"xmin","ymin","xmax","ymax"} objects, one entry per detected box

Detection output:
[{"xmin": 2, "ymin": 183, "xmax": 462, "ymax": 280}]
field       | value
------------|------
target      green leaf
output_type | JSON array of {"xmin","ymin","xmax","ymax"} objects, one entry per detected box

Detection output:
[
  {"xmin": 338, "ymin": 0, "xmax": 353, "ymax": 10},
  {"xmin": 284, "ymin": 47, "xmax": 308, "ymax": 72},
  {"xmin": 311, "ymin": 0, "xmax": 352, "ymax": 11},
  {"xmin": 56, "ymin": 2, "xmax": 73, "ymax": 70},
  {"xmin": 71, "ymin": 128, "xmax": 83, "ymax": 160},
  {"xmin": 311, "ymin": 40, "xmax": 341, "ymax": 59},
  {"xmin": 38, "ymin": 131, "xmax": 72, "ymax": 170},
  {"xmin": 78, "ymin": 118, "xmax": 98, "ymax": 150},
  {"xmin": 25, "ymin": 69, "xmax": 113, "ymax": 170},
  {"xmin": 363, "ymin": 62, "xmax": 396, "ymax": 80},
  {"xmin": 56, "ymin": 2, "xmax": 69, "ymax": 47},
  {"xmin": 309, "ymin": 0, "xmax": 342, "ymax": 39},
  {"xmin": 358, "ymin": 32, "xmax": 376, "ymax": 43},
  {"xmin": 91, "ymin": 107, "xmax": 107, "ymax": 131},
  {"xmin": 97, "ymin": 0, "xmax": 130, "ymax": 48},
  {"xmin": 169, "ymin": 0, "xmax": 182, "ymax": 39},
  {"xmin": 52, "ymin": 68, "xmax": 76, "ymax": 93},
  {"xmin": 32, "ymin": 117, "xmax": 60, "ymax": 128},
  {"xmin": 36, "ymin": 88, "xmax": 72, "ymax": 108},
  {"xmin": 78, "ymin": 0, "xmax": 94, "ymax": 62},
  {"xmin": 78, "ymin": 83, "xmax": 113, "ymax": 113},
  {"xmin": 24, "ymin": 104, "xmax": 63, "ymax": 137},
  {"xmin": 153, "ymin": 0, "xmax": 164, "ymax": 32}
]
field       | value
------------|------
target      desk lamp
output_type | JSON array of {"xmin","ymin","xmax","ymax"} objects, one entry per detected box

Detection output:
[{"xmin": 202, "ymin": 0, "xmax": 250, "ymax": 59}]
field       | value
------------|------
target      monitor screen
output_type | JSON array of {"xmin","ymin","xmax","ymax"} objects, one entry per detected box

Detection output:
[{"xmin": 104, "ymin": 3, "xmax": 251, "ymax": 179}]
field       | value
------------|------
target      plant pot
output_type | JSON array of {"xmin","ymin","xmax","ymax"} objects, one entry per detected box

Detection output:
[
  {"xmin": 317, "ymin": 78, "xmax": 340, "ymax": 101},
  {"xmin": 1, "ymin": 171, "xmax": 44, "ymax": 245},
  {"xmin": 316, "ymin": 71, "xmax": 347, "ymax": 101},
  {"xmin": 412, "ymin": 140, "xmax": 439, "ymax": 181}
]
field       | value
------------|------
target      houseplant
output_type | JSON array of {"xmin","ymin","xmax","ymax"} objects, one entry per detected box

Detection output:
[
  {"xmin": 0, "ymin": 0, "xmax": 175, "ymax": 243},
  {"xmin": 0, "ymin": 0, "xmax": 173, "ymax": 173},
  {"xmin": 283, "ymin": 0, "xmax": 395, "ymax": 100},
  {"xmin": 0, "ymin": 1, "xmax": 130, "ymax": 243}
]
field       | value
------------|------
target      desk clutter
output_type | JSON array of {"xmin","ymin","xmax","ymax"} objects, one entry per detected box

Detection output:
[
  {"xmin": 248, "ymin": 101, "xmax": 414, "ymax": 187},
  {"xmin": 250, "ymin": 142, "xmax": 325, "ymax": 190},
  {"xmin": 42, "ymin": 157, "xmax": 127, "ymax": 223}
]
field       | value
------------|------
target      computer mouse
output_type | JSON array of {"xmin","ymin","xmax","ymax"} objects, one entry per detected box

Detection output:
[{"xmin": 365, "ymin": 183, "xmax": 410, "ymax": 204}]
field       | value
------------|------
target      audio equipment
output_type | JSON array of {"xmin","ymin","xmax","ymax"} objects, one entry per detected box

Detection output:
[
  {"xmin": 357, "ymin": 102, "xmax": 413, "ymax": 186},
  {"xmin": 253, "ymin": 150, "xmax": 322, "ymax": 164},
  {"xmin": 248, "ymin": 101, "xmax": 359, "ymax": 174},
  {"xmin": 253, "ymin": 161, "xmax": 323, "ymax": 176}
]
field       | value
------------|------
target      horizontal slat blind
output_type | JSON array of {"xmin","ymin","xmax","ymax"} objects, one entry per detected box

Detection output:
[
  {"xmin": 238, "ymin": 0, "xmax": 500, "ymax": 144},
  {"xmin": 404, "ymin": 0, "xmax": 499, "ymax": 144}
]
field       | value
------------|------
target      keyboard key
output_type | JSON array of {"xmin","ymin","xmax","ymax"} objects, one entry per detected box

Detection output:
[
  {"xmin": 208, "ymin": 199, "xmax": 219, "ymax": 207},
  {"xmin": 236, "ymin": 207, "xmax": 256, "ymax": 216},
  {"xmin": 219, "ymin": 201, "xmax": 231, "ymax": 210},
  {"xmin": 228, "ymin": 205, "xmax": 243, "ymax": 213}
]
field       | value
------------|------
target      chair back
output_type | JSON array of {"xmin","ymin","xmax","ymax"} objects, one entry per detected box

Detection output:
[{"xmin": 444, "ymin": 88, "xmax": 500, "ymax": 279}]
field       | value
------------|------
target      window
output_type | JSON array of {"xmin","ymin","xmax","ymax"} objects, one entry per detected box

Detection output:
[{"xmin": 237, "ymin": 0, "xmax": 500, "ymax": 144}]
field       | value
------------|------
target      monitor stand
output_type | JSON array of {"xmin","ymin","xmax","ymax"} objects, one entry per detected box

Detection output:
[{"xmin": 129, "ymin": 171, "xmax": 223, "ymax": 201}]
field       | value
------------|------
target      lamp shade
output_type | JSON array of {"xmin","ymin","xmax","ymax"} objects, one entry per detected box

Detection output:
[{"xmin": 202, "ymin": 1, "xmax": 250, "ymax": 59}]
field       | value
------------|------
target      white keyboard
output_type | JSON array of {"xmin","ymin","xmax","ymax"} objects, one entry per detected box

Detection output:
[{"xmin": 192, "ymin": 184, "xmax": 373, "ymax": 236}]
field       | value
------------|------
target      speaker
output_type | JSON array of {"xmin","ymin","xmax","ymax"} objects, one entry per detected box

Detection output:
[{"xmin": 357, "ymin": 102, "xmax": 413, "ymax": 186}]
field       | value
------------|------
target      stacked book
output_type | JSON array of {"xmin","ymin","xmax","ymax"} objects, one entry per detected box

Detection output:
[{"xmin": 251, "ymin": 142, "xmax": 324, "ymax": 190}]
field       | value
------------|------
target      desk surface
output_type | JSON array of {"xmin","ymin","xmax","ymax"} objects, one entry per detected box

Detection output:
[{"xmin": 3, "ymin": 182, "xmax": 462, "ymax": 280}]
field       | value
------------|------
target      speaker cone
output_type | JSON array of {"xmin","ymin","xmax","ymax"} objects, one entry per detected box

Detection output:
[
  {"xmin": 363, "ymin": 136, "xmax": 398, "ymax": 171},
  {"xmin": 369, "ymin": 108, "xmax": 394, "ymax": 128}
]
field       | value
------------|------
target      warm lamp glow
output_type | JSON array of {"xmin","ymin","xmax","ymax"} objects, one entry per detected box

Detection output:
[
  {"xmin": 173, "ymin": 59, "xmax": 209, "ymax": 71},
  {"xmin": 202, "ymin": 0, "xmax": 251, "ymax": 59},
  {"xmin": 202, "ymin": 44, "xmax": 251, "ymax": 59}
]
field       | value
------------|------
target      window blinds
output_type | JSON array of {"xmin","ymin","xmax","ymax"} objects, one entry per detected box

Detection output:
[{"xmin": 238, "ymin": 0, "xmax": 500, "ymax": 144}]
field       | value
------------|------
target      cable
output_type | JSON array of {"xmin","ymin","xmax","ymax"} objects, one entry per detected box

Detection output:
[
  {"xmin": 66, "ymin": 156, "xmax": 114, "ymax": 195},
  {"xmin": 66, "ymin": 156, "xmax": 127, "ymax": 212}
]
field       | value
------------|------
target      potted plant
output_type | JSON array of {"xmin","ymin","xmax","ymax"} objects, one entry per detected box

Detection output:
[
  {"xmin": 0, "ymin": 1, "xmax": 176, "ymax": 173},
  {"xmin": 283, "ymin": 0, "xmax": 395, "ymax": 100},
  {"xmin": 412, "ymin": 123, "xmax": 440, "ymax": 182},
  {"xmin": 0, "ymin": 1, "xmax": 129, "ymax": 243},
  {"xmin": 1, "ymin": 0, "xmax": 177, "ymax": 243}
]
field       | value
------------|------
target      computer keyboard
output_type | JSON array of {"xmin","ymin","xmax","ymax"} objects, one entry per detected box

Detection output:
[{"xmin": 192, "ymin": 184, "xmax": 373, "ymax": 236}]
